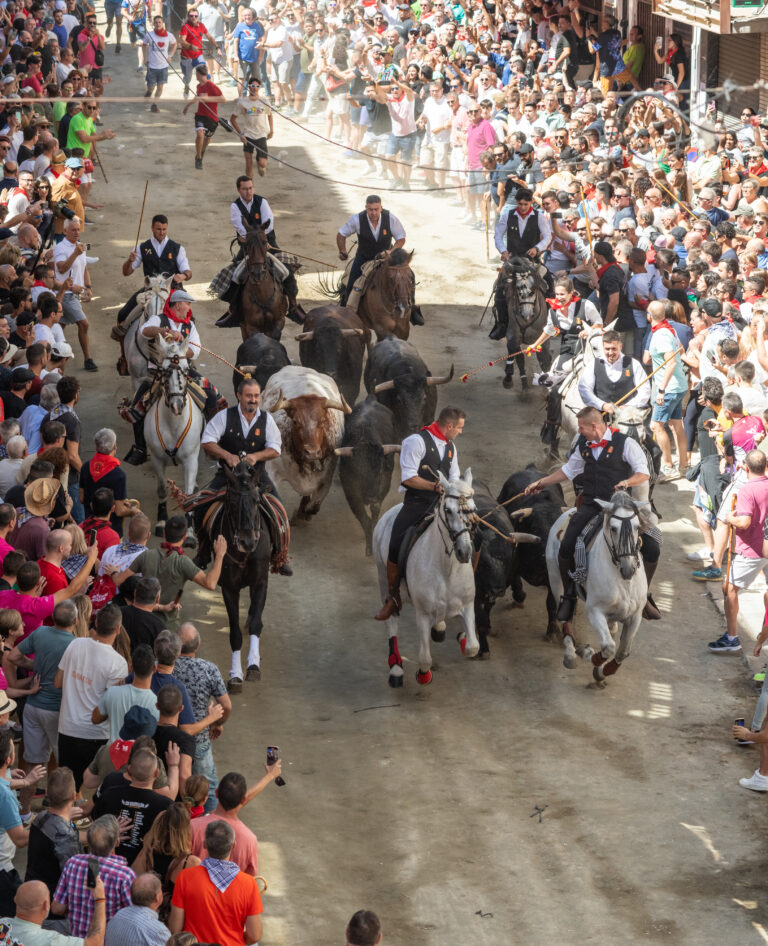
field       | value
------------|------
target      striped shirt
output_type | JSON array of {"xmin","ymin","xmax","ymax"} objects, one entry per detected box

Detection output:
[
  {"xmin": 53, "ymin": 854, "xmax": 134, "ymax": 936},
  {"xmin": 105, "ymin": 905, "xmax": 170, "ymax": 946}
]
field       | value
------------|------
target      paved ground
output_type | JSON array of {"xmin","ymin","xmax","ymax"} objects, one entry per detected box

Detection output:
[{"xmin": 60, "ymin": 37, "xmax": 768, "ymax": 946}]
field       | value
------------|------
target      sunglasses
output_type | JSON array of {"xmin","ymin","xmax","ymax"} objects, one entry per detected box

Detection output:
[{"xmin": 467, "ymin": 109, "xmax": 479, "ymax": 114}]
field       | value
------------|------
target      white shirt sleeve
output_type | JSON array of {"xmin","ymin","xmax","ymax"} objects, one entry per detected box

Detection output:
[
  {"xmin": 260, "ymin": 198, "xmax": 274, "ymax": 234},
  {"xmin": 399, "ymin": 432, "xmax": 426, "ymax": 483},
  {"xmin": 338, "ymin": 214, "xmax": 361, "ymax": 239},
  {"xmin": 627, "ymin": 358, "xmax": 650, "ymax": 407},
  {"xmin": 577, "ymin": 360, "xmax": 601, "ymax": 409},
  {"xmin": 176, "ymin": 244, "xmax": 190, "ymax": 273},
  {"xmin": 560, "ymin": 450, "xmax": 584, "ymax": 481},
  {"xmin": 264, "ymin": 411, "xmax": 282, "ymax": 454},
  {"xmin": 494, "ymin": 205, "xmax": 510, "ymax": 254},
  {"xmin": 535, "ymin": 211, "xmax": 552, "ymax": 253},
  {"xmin": 230, "ymin": 200, "xmax": 246, "ymax": 238},
  {"xmin": 388, "ymin": 213, "xmax": 406, "ymax": 242},
  {"xmin": 186, "ymin": 321, "xmax": 201, "ymax": 357},
  {"xmin": 623, "ymin": 436, "xmax": 650, "ymax": 475},
  {"xmin": 449, "ymin": 446, "xmax": 460, "ymax": 481},
  {"xmin": 201, "ymin": 407, "xmax": 227, "ymax": 445}
]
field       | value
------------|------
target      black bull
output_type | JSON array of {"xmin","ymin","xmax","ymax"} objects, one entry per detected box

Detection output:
[
  {"xmin": 497, "ymin": 258, "xmax": 552, "ymax": 384},
  {"xmin": 472, "ymin": 467, "xmax": 564, "ymax": 654}
]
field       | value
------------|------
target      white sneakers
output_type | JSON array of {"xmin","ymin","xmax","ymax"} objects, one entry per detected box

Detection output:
[
  {"xmin": 687, "ymin": 548, "xmax": 713, "ymax": 562},
  {"xmin": 739, "ymin": 769, "xmax": 768, "ymax": 792}
]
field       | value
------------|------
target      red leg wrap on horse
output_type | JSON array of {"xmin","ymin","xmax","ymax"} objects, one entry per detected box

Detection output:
[
  {"xmin": 591, "ymin": 652, "xmax": 606, "ymax": 667},
  {"xmin": 416, "ymin": 669, "xmax": 432, "ymax": 685},
  {"xmin": 389, "ymin": 637, "xmax": 401, "ymax": 661},
  {"xmin": 459, "ymin": 636, "xmax": 467, "ymax": 655},
  {"xmin": 602, "ymin": 659, "xmax": 620, "ymax": 676}
]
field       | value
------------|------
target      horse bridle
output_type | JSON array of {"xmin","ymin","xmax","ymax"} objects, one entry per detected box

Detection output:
[
  {"xmin": 503, "ymin": 261, "xmax": 543, "ymax": 328},
  {"xmin": 245, "ymin": 237, "xmax": 279, "ymax": 311},
  {"xmin": 604, "ymin": 506, "xmax": 642, "ymax": 572},
  {"xmin": 156, "ymin": 354, "xmax": 189, "ymax": 408},
  {"xmin": 226, "ymin": 460, "xmax": 262, "ymax": 558},
  {"xmin": 436, "ymin": 493, "xmax": 476, "ymax": 557}
]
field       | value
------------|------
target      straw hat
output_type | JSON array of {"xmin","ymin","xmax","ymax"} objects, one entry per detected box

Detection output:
[{"xmin": 24, "ymin": 478, "xmax": 59, "ymax": 516}]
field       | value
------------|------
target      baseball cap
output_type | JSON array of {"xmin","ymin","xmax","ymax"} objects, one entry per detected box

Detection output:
[
  {"xmin": 51, "ymin": 341, "xmax": 74, "ymax": 359},
  {"xmin": 15, "ymin": 312, "xmax": 35, "ymax": 327},
  {"xmin": 12, "ymin": 367, "xmax": 34, "ymax": 383},
  {"xmin": 662, "ymin": 73, "xmax": 678, "ymax": 87},
  {"xmin": 65, "ymin": 157, "xmax": 83, "ymax": 169},
  {"xmin": 700, "ymin": 298, "xmax": 723, "ymax": 319},
  {"xmin": 0, "ymin": 228, "xmax": 12, "ymax": 241},
  {"xmin": 1, "ymin": 76, "xmax": 15, "ymax": 86},
  {"xmin": 518, "ymin": 143, "xmax": 534, "ymax": 155}
]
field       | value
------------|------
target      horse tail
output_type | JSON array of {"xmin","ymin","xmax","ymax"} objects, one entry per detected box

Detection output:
[{"xmin": 316, "ymin": 270, "xmax": 343, "ymax": 300}]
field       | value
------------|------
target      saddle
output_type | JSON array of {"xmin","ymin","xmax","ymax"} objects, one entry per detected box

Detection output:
[
  {"xmin": 343, "ymin": 258, "xmax": 379, "ymax": 313},
  {"xmin": 200, "ymin": 494, "xmax": 291, "ymax": 573},
  {"xmin": 396, "ymin": 512, "xmax": 436, "ymax": 587},
  {"xmin": 558, "ymin": 511, "xmax": 603, "ymax": 598}
]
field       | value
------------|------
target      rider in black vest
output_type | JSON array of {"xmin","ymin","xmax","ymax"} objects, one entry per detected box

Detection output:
[
  {"xmin": 215, "ymin": 177, "xmax": 305, "ymax": 329},
  {"xmin": 524, "ymin": 406, "xmax": 660, "ymax": 624},
  {"xmin": 197, "ymin": 378, "xmax": 292, "ymax": 575},
  {"xmin": 593, "ymin": 355, "xmax": 635, "ymax": 403},
  {"xmin": 114, "ymin": 214, "xmax": 192, "ymax": 375},
  {"xmin": 489, "ymin": 187, "xmax": 551, "ymax": 342},
  {"xmin": 374, "ymin": 409, "xmax": 465, "ymax": 621},
  {"xmin": 336, "ymin": 195, "xmax": 423, "ymax": 324}
]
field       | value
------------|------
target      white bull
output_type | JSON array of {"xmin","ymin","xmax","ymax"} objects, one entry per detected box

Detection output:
[
  {"xmin": 261, "ymin": 365, "xmax": 350, "ymax": 521},
  {"xmin": 372, "ymin": 469, "xmax": 479, "ymax": 688}
]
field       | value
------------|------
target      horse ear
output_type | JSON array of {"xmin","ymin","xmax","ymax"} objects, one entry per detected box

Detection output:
[
  {"xmin": 462, "ymin": 467, "xmax": 473, "ymax": 490},
  {"xmin": 261, "ymin": 221, "xmax": 269, "ymax": 231},
  {"xmin": 438, "ymin": 470, "xmax": 450, "ymax": 490},
  {"xmin": 223, "ymin": 464, "xmax": 236, "ymax": 485},
  {"xmin": 594, "ymin": 498, "xmax": 610, "ymax": 511}
]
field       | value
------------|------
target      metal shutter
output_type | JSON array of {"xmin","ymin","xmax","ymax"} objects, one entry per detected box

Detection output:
[{"xmin": 718, "ymin": 33, "xmax": 762, "ymax": 117}]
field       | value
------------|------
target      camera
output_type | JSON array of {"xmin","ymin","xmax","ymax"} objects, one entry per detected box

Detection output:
[
  {"xmin": 56, "ymin": 199, "xmax": 75, "ymax": 220},
  {"xmin": 266, "ymin": 746, "xmax": 286, "ymax": 787}
]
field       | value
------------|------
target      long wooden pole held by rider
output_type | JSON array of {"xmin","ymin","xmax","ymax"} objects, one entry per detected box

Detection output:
[
  {"xmin": 611, "ymin": 346, "xmax": 685, "ymax": 408},
  {"xmin": 579, "ymin": 186, "xmax": 594, "ymax": 255},
  {"xmin": 135, "ymin": 180, "xmax": 149, "ymax": 252}
]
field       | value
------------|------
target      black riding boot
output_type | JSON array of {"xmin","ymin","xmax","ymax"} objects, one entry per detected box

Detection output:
[
  {"xmin": 488, "ymin": 304, "xmax": 508, "ymax": 341},
  {"xmin": 642, "ymin": 559, "xmax": 661, "ymax": 620},
  {"xmin": 556, "ymin": 555, "xmax": 578, "ymax": 622},
  {"xmin": 124, "ymin": 421, "xmax": 148, "ymax": 466}
]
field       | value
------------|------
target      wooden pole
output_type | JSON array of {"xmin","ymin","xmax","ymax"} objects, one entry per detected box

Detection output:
[
  {"xmin": 579, "ymin": 186, "xmax": 593, "ymax": 255},
  {"xmin": 134, "ymin": 180, "xmax": 149, "ymax": 251},
  {"xmin": 484, "ymin": 199, "xmax": 490, "ymax": 261},
  {"xmin": 91, "ymin": 142, "xmax": 108, "ymax": 184},
  {"xmin": 611, "ymin": 346, "xmax": 684, "ymax": 409},
  {"xmin": 276, "ymin": 249, "xmax": 338, "ymax": 269},
  {"xmin": 653, "ymin": 176, "xmax": 697, "ymax": 219}
]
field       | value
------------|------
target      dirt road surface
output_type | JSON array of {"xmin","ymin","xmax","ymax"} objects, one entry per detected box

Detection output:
[{"xmin": 67, "ymin": 41, "xmax": 768, "ymax": 946}]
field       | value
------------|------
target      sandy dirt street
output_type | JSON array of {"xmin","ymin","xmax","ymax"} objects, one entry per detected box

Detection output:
[{"xmin": 63, "ymin": 36, "xmax": 768, "ymax": 946}]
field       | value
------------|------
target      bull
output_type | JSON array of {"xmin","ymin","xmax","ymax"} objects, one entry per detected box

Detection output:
[
  {"xmin": 262, "ymin": 365, "xmax": 351, "ymax": 521},
  {"xmin": 296, "ymin": 306, "xmax": 368, "ymax": 406},
  {"xmin": 234, "ymin": 333, "xmax": 290, "ymax": 396},
  {"xmin": 364, "ymin": 335, "xmax": 453, "ymax": 439},
  {"xmin": 497, "ymin": 464, "xmax": 565, "ymax": 640},
  {"xmin": 334, "ymin": 396, "xmax": 401, "ymax": 555},
  {"xmin": 472, "ymin": 479, "xmax": 541, "ymax": 657}
]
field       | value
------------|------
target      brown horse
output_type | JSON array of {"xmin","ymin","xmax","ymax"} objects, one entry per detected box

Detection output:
[
  {"xmin": 240, "ymin": 224, "xmax": 287, "ymax": 342},
  {"xmin": 357, "ymin": 248, "xmax": 415, "ymax": 343}
]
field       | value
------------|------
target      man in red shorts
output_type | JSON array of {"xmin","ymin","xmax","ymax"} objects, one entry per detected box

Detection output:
[{"xmin": 183, "ymin": 64, "xmax": 224, "ymax": 171}]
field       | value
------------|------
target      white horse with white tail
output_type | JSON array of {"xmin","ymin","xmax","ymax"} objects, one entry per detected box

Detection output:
[
  {"xmin": 546, "ymin": 490, "xmax": 648, "ymax": 684},
  {"xmin": 144, "ymin": 334, "xmax": 204, "ymax": 538},
  {"xmin": 372, "ymin": 469, "xmax": 479, "ymax": 687}
]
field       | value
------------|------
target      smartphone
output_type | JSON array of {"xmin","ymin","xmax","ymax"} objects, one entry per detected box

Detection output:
[
  {"xmin": 736, "ymin": 718, "xmax": 745, "ymax": 728},
  {"xmin": 86, "ymin": 856, "xmax": 99, "ymax": 888},
  {"xmin": 267, "ymin": 746, "xmax": 286, "ymax": 786},
  {"xmin": 655, "ymin": 35, "xmax": 663, "ymax": 48},
  {"xmin": 85, "ymin": 243, "xmax": 91, "ymax": 250}
]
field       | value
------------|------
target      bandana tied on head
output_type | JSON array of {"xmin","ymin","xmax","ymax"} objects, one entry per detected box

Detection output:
[{"xmin": 162, "ymin": 290, "xmax": 192, "ymax": 325}]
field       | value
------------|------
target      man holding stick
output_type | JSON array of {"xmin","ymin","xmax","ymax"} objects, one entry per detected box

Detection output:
[{"xmin": 647, "ymin": 300, "xmax": 688, "ymax": 482}]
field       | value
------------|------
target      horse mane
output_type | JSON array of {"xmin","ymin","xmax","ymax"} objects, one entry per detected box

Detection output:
[{"xmin": 389, "ymin": 247, "xmax": 412, "ymax": 268}]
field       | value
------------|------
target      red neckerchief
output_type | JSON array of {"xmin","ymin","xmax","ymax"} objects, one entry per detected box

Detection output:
[
  {"xmin": 546, "ymin": 297, "xmax": 572, "ymax": 311},
  {"xmin": 162, "ymin": 291, "xmax": 192, "ymax": 325},
  {"xmin": 651, "ymin": 319, "xmax": 674, "ymax": 334},
  {"xmin": 728, "ymin": 298, "xmax": 741, "ymax": 309},
  {"xmin": 154, "ymin": 27, "xmax": 168, "ymax": 35},
  {"xmin": 587, "ymin": 426, "xmax": 617, "ymax": 449},
  {"xmin": 516, "ymin": 206, "xmax": 533, "ymax": 219},
  {"xmin": 32, "ymin": 279, "xmax": 48, "ymax": 288},
  {"xmin": 89, "ymin": 453, "xmax": 120, "ymax": 482},
  {"xmin": 596, "ymin": 261, "xmax": 619, "ymax": 279},
  {"xmin": 750, "ymin": 163, "xmax": 768, "ymax": 176},
  {"xmin": 160, "ymin": 542, "xmax": 185, "ymax": 556},
  {"xmin": 665, "ymin": 47, "xmax": 674, "ymax": 65},
  {"xmin": 109, "ymin": 738, "xmax": 133, "ymax": 770},
  {"xmin": 48, "ymin": 167, "xmax": 62, "ymax": 178},
  {"xmin": 421, "ymin": 421, "xmax": 448, "ymax": 442},
  {"xmin": 744, "ymin": 292, "xmax": 759, "ymax": 304},
  {"xmin": 190, "ymin": 804, "xmax": 205, "ymax": 819}
]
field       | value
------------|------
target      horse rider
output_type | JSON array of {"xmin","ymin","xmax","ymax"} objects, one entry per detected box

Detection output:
[
  {"xmin": 121, "ymin": 288, "xmax": 224, "ymax": 466},
  {"xmin": 336, "ymin": 194, "xmax": 423, "ymax": 325},
  {"xmin": 113, "ymin": 213, "xmax": 191, "ymax": 375},
  {"xmin": 489, "ymin": 187, "xmax": 552, "ymax": 342},
  {"xmin": 524, "ymin": 405, "xmax": 661, "ymax": 623},
  {"xmin": 215, "ymin": 175, "xmax": 306, "ymax": 328},
  {"xmin": 197, "ymin": 376, "xmax": 292, "ymax": 576},
  {"xmin": 374, "ymin": 405, "xmax": 466, "ymax": 621},
  {"xmin": 577, "ymin": 329, "xmax": 650, "ymax": 415}
]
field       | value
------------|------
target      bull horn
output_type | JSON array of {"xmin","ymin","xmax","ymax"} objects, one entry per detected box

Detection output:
[
  {"xmin": 334, "ymin": 446, "xmax": 355, "ymax": 456},
  {"xmin": 509, "ymin": 507, "xmax": 533, "ymax": 520},
  {"xmin": 340, "ymin": 328, "xmax": 365, "ymax": 337},
  {"xmin": 374, "ymin": 379, "xmax": 396, "ymax": 393},
  {"xmin": 326, "ymin": 394, "xmax": 353, "ymax": 414},
  {"xmin": 270, "ymin": 397, "xmax": 289, "ymax": 413},
  {"xmin": 381, "ymin": 444, "xmax": 402, "ymax": 455},
  {"xmin": 238, "ymin": 364, "xmax": 256, "ymax": 374},
  {"xmin": 426, "ymin": 363, "xmax": 455, "ymax": 386},
  {"xmin": 295, "ymin": 331, "xmax": 314, "ymax": 342},
  {"xmin": 507, "ymin": 532, "xmax": 540, "ymax": 544}
]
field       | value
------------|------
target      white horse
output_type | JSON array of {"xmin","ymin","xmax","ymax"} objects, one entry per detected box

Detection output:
[
  {"xmin": 372, "ymin": 469, "xmax": 479, "ymax": 687},
  {"xmin": 545, "ymin": 491, "xmax": 648, "ymax": 684},
  {"xmin": 124, "ymin": 275, "xmax": 174, "ymax": 392},
  {"xmin": 144, "ymin": 334, "xmax": 204, "ymax": 537}
]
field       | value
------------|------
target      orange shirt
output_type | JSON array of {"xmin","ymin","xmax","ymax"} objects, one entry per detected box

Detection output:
[{"xmin": 172, "ymin": 865, "xmax": 262, "ymax": 946}]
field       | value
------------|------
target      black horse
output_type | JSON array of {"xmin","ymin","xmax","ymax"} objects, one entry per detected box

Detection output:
[
  {"xmin": 498, "ymin": 257, "xmax": 551, "ymax": 390},
  {"xmin": 201, "ymin": 460, "xmax": 272, "ymax": 691}
]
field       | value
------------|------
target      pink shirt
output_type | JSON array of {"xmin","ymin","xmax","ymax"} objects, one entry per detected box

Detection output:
[
  {"xmin": 735, "ymin": 475, "xmax": 768, "ymax": 558},
  {"xmin": 0, "ymin": 537, "xmax": 14, "ymax": 576},
  {"xmin": 190, "ymin": 810, "xmax": 259, "ymax": 875},
  {"xmin": 387, "ymin": 93, "xmax": 417, "ymax": 137},
  {"xmin": 0, "ymin": 589, "xmax": 55, "ymax": 640},
  {"xmin": 466, "ymin": 117, "xmax": 496, "ymax": 170},
  {"xmin": 77, "ymin": 30, "xmax": 102, "ymax": 69}
]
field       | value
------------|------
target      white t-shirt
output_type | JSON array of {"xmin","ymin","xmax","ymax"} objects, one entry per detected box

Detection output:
[
  {"xmin": 34, "ymin": 321, "xmax": 66, "ymax": 347},
  {"xmin": 144, "ymin": 30, "xmax": 177, "ymax": 69},
  {"xmin": 57, "ymin": 637, "xmax": 129, "ymax": 740},
  {"xmin": 422, "ymin": 96, "xmax": 452, "ymax": 144},
  {"xmin": 232, "ymin": 96, "xmax": 271, "ymax": 138},
  {"xmin": 53, "ymin": 237, "xmax": 87, "ymax": 289},
  {"xmin": 265, "ymin": 24, "xmax": 293, "ymax": 64}
]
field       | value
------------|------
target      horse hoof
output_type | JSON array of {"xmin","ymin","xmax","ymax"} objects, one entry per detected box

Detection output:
[
  {"xmin": 431, "ymin": 626, "xmax": 446, "ymax": 642},
  {"xmin": 416, "ymin": 669, "xmax": 432, "ymax": 685},
  {"xmin": 182, "ymin": 534, "xmax": 198, "ymax": 549},
  {"xmin": 521, "ymin": 378, "xmax": 529, "ymax": 392},
  {"xmin": 388, "ymin": 670, "xmax": 404, "ymax": 688},
  {"xmin": 592, "ymin": 665, "xmax": 606, "ymax": 684},
  {"xmin": 227, "ymin": 677, "xmax": 243, "ymax": 694},
  {"xmin": 154, "ymin": 523, "xmax": 165, "ymax": 538},
  {"xmin": 463, "ymin": 642, "xmax": 479, "ymax": 658},
  {"xmin": 471, "ymin": 651, "xmax": 490, "ymax": 661},
  {"xmin": 245, "ymin": 664, "xmax": 261, "ymax": 682},
  {"xmin": 563, "ymin": 654, "xmax": 577, "ymax": 670}
]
